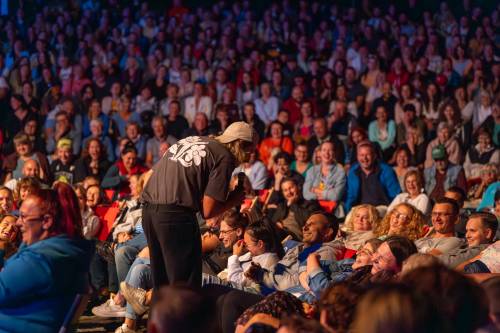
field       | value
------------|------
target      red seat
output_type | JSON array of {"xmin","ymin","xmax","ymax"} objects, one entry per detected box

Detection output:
[
  {"xmin": 104, "ymin": 189, "xmax": 115, "ymax": 202},
  {"xmin": 95, "ymin": 205, "xmax": 121, "ymax": 241},
  {"xmin": 318, "ymin": 200, "xmax": 337, "ymax": 213},
  {"xmin": 258, "ymin": 189, "xmax": 270, "ymax": 203}
]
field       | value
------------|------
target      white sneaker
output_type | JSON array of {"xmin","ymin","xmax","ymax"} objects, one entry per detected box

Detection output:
[
  {"xmin": 120, "ymin": 281, "xmax": 149, "ymax": 316},
  {"xmin": 91, "ymin": 294, "xmax": 126, "ymax": 318},
  {"xmin": 114, "ymin": 323, "xmax": 137, "ymax": 333}
]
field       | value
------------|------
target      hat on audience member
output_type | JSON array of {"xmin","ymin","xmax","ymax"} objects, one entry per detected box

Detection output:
[
  {"xmin": 216, "ymin": 121, "xmax": 255, "ymax": 144},
  {"xmin": 57, "ymin": 138, "xmax": 73, "ymax": 150},
  {"xmin": 432, "ymin": 145, "xmax": 447, "ymax": 161}
]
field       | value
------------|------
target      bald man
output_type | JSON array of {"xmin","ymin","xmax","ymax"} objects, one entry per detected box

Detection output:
[{"xmin": 4, "ymin": 159, "xmax": 42, "ymax": 191}]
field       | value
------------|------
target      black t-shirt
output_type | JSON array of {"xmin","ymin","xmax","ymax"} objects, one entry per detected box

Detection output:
[{"xmin": 141, "ymin": 136, "xmax": 236, "ymax": 212}]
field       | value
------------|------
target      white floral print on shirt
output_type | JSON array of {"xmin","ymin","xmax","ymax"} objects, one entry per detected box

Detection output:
[{"xmin": 168, "ymin": 136, "xmax": 209, "ymax": 167}]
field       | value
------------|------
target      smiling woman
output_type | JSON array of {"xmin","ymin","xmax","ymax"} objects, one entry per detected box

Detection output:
[{"xmin": 0, "ymin": 183, "xmax": 93, "ymax": 333}]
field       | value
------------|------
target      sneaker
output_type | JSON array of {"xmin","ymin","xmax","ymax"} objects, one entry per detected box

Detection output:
[
  {"xmin": 120, "ymin": 281, "xmax": 149, "ymax": 316},
  {"xmin": 114, "ymin": 323, "xmax": 137, "ymax": 333},
  {"xmin": 91, "ymin": 294, "xmax": 126, "ymax": 317}
]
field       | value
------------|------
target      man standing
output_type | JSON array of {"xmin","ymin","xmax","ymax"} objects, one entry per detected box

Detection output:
[{"xmin": 141, "ymin": 122, "xmax": 256, "ymax": 289}]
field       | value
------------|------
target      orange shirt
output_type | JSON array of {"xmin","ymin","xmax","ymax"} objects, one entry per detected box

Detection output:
[{"xmin": 259, "ymin": 136, "xmax": 294, "ymax": 167}]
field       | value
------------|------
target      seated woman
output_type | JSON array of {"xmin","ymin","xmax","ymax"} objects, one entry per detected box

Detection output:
[
  {"xmin": 74, "ymin": 184, "xmax": 101, "ymax": 240},
  {"xmin": 227, "ymin": 222, "xmax": 282, "ymax": 291},
  {"xmin": 369, "ymin": 236, "xmax": 418, "ymax": 276},
  {"xmin": 373, "ymin": 203, "xmax": 425, "ymax": 241},
  {"xmin": 387, "ymin": 170, "xmax": 431, "ymax": 216},
  {"xmin": 202, "ymin": 221, "xmax": 283, "ymax": 293},
  {"xmin": 368, "ymin": 106, "xmax": 396, "ymax": 161},
  {"xmin": 303, "ymin": 238, "xmax": 383, "ymax": 302},
  {"xmin": 2, "ymin": 132, "xmax": 50, "ymax": 184},
  {"xmin": 115, "ymin": 247, "xmax": 152, "ymax": 333},
  {"xmin": 468, "ymin": 163, "xmax": 498, "ymax": 201},
  {"xmin": 203, "ymin": 210, "xmax": 248, "ymax": 276},
  {"xmin": 290, "ymin": 143, "xmax": 313, "ymax": 178},
  {"xmin": 15, "ymin": 176, "xmax": 43, "ymax": 207},
  {"xmin": 0, "ymin": 183, "xmax": 93, "ymax": 333},
  {"xmin": 102, "ymin": 143, "xmax": 148, "ymax": 200},
  {"xmin": 74, "ymin": 138, "xmax": 112, "ymax": 184},
  {"xmin": 92, "ymin": 173, "xmax": 149, "ymax": 318},
  {"xmin": 340, "ymin": 204, "xmax": 380, "ymax": 257},
  {"xmin": 463, "ymin": 128, "xmax": 499, "ymax": 179},
  {"xmin": 271, "ymin": 177, "xmax": 320, "ymax": 241},
  {"xmin": 258, "ymin": 121, "xmax": 294, "ymax": 169},
  {"xmin": 0, "ymin": 186, "xmax": 14, "ymax": 215},
  {"xmin": 0, "ymin": 214, "xmax": 20, "ymax": 266},
  {"xmin": 303, "ymin": 141, "xmax": 346, "ymax": 214},
  {"xmin": 392, "ymin": 147, "xmax": 411, "ymax": 190},
  {"xmin": 232, "ymin": 151, "xmax": 268, "ymax": 191}
]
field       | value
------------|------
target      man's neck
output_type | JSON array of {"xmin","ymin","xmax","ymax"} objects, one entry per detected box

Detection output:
[
  {"xmin": 361, "ymin": 166, "xmax": 374, "ymax": 175},
  {"xmin": 432, "ymin": 231, "xmax": 455, "ymax": 238}
]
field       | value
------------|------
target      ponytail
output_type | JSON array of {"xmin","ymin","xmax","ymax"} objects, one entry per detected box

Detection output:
[{"xmin": 246, "ymin": 218, "xmax": 284, "ymax": 259}]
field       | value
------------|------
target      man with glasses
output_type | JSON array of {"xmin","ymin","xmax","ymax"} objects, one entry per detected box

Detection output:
[
  {"xmin": 424, "ymin": 144, "xmax": 467, "ymax": 201},
  {"xmin": 415, "ymin": 197, "xmax": 465, "ymax": 255}
]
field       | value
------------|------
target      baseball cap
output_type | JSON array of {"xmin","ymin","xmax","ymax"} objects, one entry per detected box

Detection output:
[
  {"xmin": 432, "ymin": 145, "xmax": 447, "ymax": 161},
  {"xmin": 216, "ymin": 121, "xmax": 254, "ymax": 144}
]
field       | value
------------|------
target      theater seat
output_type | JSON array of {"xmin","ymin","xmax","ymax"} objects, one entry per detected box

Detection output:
[
  {"xmin": 258, "ymin": 189, "xmax": 270, "ymax": 203},
  {"xmin": 95, "ymin": 205, "xmax": 121, "ymax": 241},
  {"xmin": 318, "ymin": 200, "xmax": 337, "ymax": 213}
]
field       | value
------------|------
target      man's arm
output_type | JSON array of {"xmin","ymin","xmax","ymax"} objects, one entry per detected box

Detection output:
[{"xmin": 202, "ymin": 189, "xmax": 245, "ymax": 219}]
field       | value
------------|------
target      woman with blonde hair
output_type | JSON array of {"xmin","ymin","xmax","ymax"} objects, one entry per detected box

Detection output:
[
  {"xmin": 374, "ymin": 203, "xmax": 425, "ymax": 241},
  {"xmin": 341, "ymin": 204, "xmax": 380, "ymax": 257}
]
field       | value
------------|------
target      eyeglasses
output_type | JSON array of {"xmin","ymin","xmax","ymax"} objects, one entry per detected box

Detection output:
[
  {"xmin": 18, "ymin": 213, "xmax": 46, "ymax": 223},
  {"xmin": 219, "ymin": 228, "xmax": 236, "ymax": 236},
  {"xmin": 393, "ymin": 211, "xmax": 410, "ymax": 222}
]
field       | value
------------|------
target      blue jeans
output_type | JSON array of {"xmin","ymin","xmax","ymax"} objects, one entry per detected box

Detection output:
[
  {"xmin": 124, "ymin": 257, "xmax": 151, "ymax": 320},
  {"xmin": 115, "ymin": 233, "xmax": 148, "ymax": 283}
]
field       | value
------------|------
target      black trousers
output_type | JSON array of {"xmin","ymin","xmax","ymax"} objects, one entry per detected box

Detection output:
[
  {"xmin": 202, "ymin": 285, "xmax": 263, "ymax": 333},
  {"xmin": 142, "ymin": 203, "xmax": 202, "ymax": 289}
]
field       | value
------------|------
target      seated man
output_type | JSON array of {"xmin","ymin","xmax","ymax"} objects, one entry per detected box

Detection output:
[
  {"xmin": 271, "ymin": 177, "xmax": 320, "ymax": 241},
  {"xmin": 415, "ymin": 198, "xmax": 465, "ymax": 255},
  {"xmin": 444, "ymin": 186, "xmax": 468, "ymax": 237},
  {"xmin": 424, "ymin": 145, "xmax": 467, "ymax": 201},
  {"xmin": 438, "ymin": 212, "xmax": 497, "ymax": 268},
  {"xmin": 345, "ymin": 140, "xmax": 401, "ymax": 212},
  {"xmin": 246, "ymin": 212, "xmax": 343, "ymax": 293},
  {"xmin": 4, "ymin": 158, "xmax": 44, "ymax": 191}
]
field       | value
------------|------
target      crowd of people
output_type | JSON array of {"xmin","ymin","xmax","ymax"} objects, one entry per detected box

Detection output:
[{"xmin": 0, "ymin": 0, "xmax": 499, "ymax": 332}]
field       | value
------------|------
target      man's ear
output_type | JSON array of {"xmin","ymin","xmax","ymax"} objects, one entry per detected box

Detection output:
[
  {"xmin": 323, "ymin": 227, "xmax": 334, "ymax": 241},
  {"xmin": 486, "ymin": 228, "xmax": 494, "ymax": 242}
]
